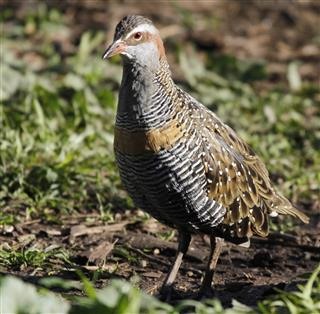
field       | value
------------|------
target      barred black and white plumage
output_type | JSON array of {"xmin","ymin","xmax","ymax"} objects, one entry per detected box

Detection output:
[{"xmin": 103, "ymin": 15, "xmax": 309, "ymax": 297}]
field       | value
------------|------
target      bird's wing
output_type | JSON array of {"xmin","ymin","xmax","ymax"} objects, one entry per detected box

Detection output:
[{"xmin": 182, "ymin": 94, "xmax": 309, "ymax": 238}]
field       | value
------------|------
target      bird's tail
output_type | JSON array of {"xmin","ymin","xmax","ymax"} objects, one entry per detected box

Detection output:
[{"xmin": 271, "ymin": 193, "xmax": 309, "ymax": 224}]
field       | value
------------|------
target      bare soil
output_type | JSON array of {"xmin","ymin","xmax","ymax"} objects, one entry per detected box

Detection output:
[{"xmin": 1, "ymin": 210, "xmax": 319, "ymax": 306}]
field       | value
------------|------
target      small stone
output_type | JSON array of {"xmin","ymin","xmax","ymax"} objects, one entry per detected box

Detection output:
[
  {"xmin": 187, "ymin": 271, "xmax": 193, "ymax": 277},
  {"xmin": 140, "ymin": 259, "xmax": 147, "ymax": 267},
  {"xmin": 3, "ymin": 225, "xmax": 14, "ymax": 233}
]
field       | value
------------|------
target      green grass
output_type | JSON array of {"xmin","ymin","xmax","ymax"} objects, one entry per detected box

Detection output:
[
  {"xmin": 1, "ymin": 264, "xmax": 319, "ymax": 314},
  {"xmin": 1, "ymin": 26, "xmax": 128, "ymax": 219},
  {"xmin": 0, "ymin": 246, "xmax": 70, "ymax": 270},
  {"xmin": 0, "ymin": 3, "xmax": 320, "ymax": 313},
  {"xmin": 258, "ymin": 265, "xmax": 320, "ymax": 314},
  {"xmin": 1, "ymin": 12, "xmax": 319, "ymax": 222},
  {"xmin": 1, "ymin": 5, "xmax": 319, "ymax": 223}
]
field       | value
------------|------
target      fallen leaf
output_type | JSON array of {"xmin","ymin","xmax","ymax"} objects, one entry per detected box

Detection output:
[
  {"xmin": 70, "ymin": 221, "xmax": 128, "ymax": 238},
  {"xmin": 17, "ymin": 234, "xmax": 36, "ymax": 246},
  {"xmin": 87, "ymin": 240, "xmax": 118, "ymax": 266},
  {"xmin": 143, "ymin": 272, "xmax": 162, "ymax": 278},
  {"xmin": 44, "ymin": 228, "xmax": 61, "ymax": 236}
]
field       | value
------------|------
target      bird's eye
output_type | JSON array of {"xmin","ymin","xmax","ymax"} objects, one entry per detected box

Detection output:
[{"xmin": 133, "ymin": 32, "xmax": 142, "ymax": 40}]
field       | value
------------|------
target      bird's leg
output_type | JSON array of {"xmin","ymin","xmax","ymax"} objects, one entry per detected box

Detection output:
[
  {"xmin": 160, "ymin": 231, "xmax": 191, "ymax": 298},
  {"xmin": 198, "ymin": 236, "xmax": 224, "ymax": 297}
]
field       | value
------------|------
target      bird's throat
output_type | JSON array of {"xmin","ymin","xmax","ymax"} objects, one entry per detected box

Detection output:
[{"xmin": 117, "ymin": 60, "xmax": 175, "ymax": 130}]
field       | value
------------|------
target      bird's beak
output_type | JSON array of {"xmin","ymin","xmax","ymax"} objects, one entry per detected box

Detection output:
[{"xmin": 102, "ymin": 40, "xmax": 127, "ymax": 59}]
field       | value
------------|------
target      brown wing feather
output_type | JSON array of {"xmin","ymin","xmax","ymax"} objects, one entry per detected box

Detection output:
[{"xmin": 191, "ymin": 106, "xmax": 309, "ymax": 238}]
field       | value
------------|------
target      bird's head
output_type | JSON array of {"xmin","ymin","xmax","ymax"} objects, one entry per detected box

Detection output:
[{"xmin": 103, "ymin": 15, "xmax": 166, "ymax": 69}]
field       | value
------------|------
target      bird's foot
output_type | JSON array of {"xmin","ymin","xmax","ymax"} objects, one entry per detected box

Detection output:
[
  {"xmin": 159, "ymin": 284, "xmax": 182, "ymax": 301},
  {"xmin": 159, "ymin": 284, "xmax": 174, "ymax": 302},
  {"xmin": 196, "ymin": 285, "xmax": 215, "ymax": 300}
]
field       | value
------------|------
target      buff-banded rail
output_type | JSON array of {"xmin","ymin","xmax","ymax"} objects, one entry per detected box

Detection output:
[{"xmin": 102, "ymin": 15, "xmax": 309, "ymax": 297}]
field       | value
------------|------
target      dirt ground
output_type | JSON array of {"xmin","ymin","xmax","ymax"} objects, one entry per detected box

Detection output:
[
  {"xmin": 1, "ymin": 211, "xmax": 319, "ymax": 306},
  {"xmin": 1, "ymin": 0, "xmax": 320, "ymax": 307}
]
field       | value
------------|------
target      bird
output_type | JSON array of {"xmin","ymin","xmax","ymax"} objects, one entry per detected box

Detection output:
[{"xmin": 102, "ymin": 15, "xmax": 309, "ymax": 297}]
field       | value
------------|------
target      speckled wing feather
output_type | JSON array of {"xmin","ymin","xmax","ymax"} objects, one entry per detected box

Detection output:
[{"xmin": 183, "ymin": 93, "xmax": 309, "ymax": 238}]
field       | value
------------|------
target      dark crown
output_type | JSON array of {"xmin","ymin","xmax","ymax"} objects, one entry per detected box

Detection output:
[{"xmin": 114, "ymin": 15, "xmax": 153, "ymax": 41}]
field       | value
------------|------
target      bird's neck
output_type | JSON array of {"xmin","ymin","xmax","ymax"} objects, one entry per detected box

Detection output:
[{"xmin": 116, "ymin": 59, "xmax": 178, "ymax": 130}]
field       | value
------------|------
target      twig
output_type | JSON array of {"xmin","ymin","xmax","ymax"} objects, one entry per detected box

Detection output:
[
  {"xmin": 126, "ymin": 245, "xmax": 203, "ymax": 276},
  {"xmin": 118, "ymin": 232, "xmax": 206, "ymax": 262},
  {"xmin": 252, "ymin": 237, "xmax": 320, "ymax": 253}
]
